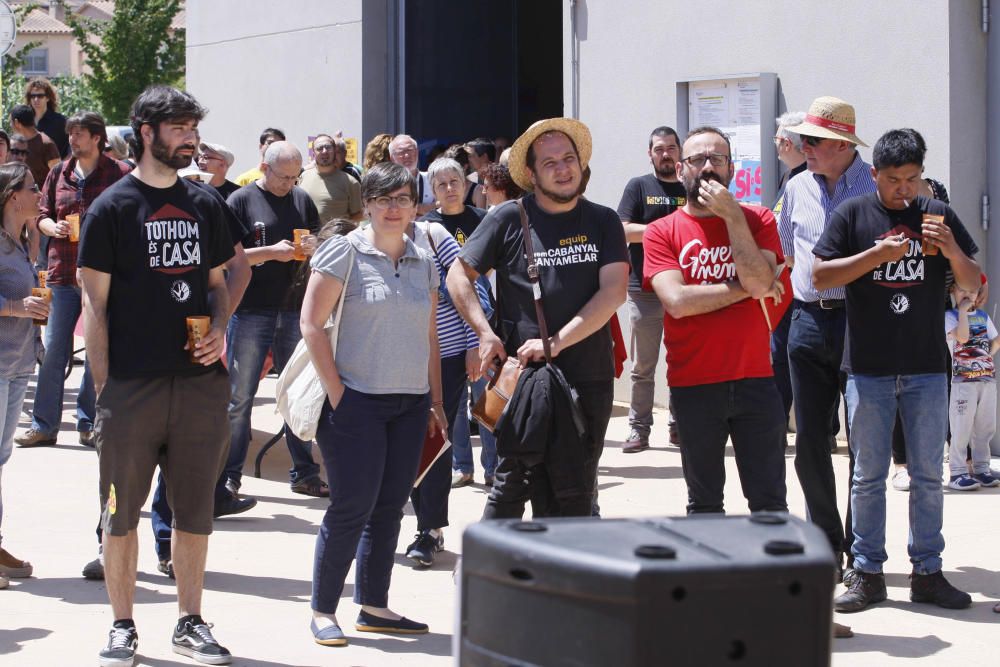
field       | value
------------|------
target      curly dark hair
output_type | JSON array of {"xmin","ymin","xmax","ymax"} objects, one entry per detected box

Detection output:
[{"xmin": 483, "ymin": 162, "xmax": 522, "ymax": 200}]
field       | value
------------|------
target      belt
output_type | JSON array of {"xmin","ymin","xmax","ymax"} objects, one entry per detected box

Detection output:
[{"xmin": 801, "ymin": 298, "xmax": 845, "ymax": 310}]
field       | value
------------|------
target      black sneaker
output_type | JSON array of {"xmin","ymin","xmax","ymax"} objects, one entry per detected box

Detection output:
[
  {"xmin": 834, "ymin": 570, "xmax": 887, "ymax": 613},
  {"xmin": 405, "ymin": 530, "xmax": 444, "ymax": 568},
  {"xmin": 99, "ymin": 625, "xmax": 138, "ymax": 667},
  {"xmin": 158, "ymin": 558, "xmax": 175, "ymax": 579},
  {"xmin": 213, "ymin": 493, "xmax": 256, "ymax": 518},
  {"xmin": 172, "ymin": 616, "xmax": 232, "ymax": 665},
  {"xmin": 910, "ymin": 570, "xmax": 972, "ymax": 609}
]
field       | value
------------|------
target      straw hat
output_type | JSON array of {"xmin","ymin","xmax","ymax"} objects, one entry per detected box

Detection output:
[
  {"xmin": 787, "ymin": 96, "xmax": 868, "ymax": 147},
  {"xmin": 508, "ymin": 117, "xmax": 592, "ymax": 191}
]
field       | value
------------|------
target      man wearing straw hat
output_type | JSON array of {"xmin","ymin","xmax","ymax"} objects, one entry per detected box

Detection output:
[
  {"xmin": 776, "ymin": 96, "xmax": 876, "ymax": 573},
  {"xmin": 446, "ymin": 118, "xmax": 629, "ymax": 518}
]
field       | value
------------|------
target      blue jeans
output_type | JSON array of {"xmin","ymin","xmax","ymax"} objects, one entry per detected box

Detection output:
[
  {"xmin": 0, "ymin": 375, "xmax": 30, "ymax": 544},
  {"xmin": 221, "ymin": 309, "xmax": 319, "ymax": 490},
  {"xmin": 31, "ymin": 285, "xmax": 96, "ymax": 435},
  {"xmin": 670, "ymin": 377, "xmax": 787, "ymax": 514},
  {"xmin": 770, "ymin": 305, "xmax": 793, "ymax": 426},
  {"xmin": 846, "ymin": 373, "xmax": 947, "ymax": 575},
  {"xmin": 151, "ymin": 473, "xmax": 172, "ymax": 560},
  {"xmin": 312, "ymin": 389, "xmax": 429, "ymax": 613},
  {"xmin": 451, "ymin": 377, "xmax": 497, "ymax": 478}
]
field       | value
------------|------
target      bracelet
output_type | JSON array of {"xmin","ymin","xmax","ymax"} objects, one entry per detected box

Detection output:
[{"xmin": 431, "ymin": 400, "xmax": 443, "ymax": 407}]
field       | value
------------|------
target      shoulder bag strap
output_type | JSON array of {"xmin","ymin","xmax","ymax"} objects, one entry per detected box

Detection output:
[
  {"xmin": 328, "ymin": 245, "xmax": 356, "ymax": 355},
  {"xmin": 516, "ymin": 199, "xmax": 552, "ymax": 364}
]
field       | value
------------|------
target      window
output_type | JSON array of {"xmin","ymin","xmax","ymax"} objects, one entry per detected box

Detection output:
[{"xmin": 22, "ymin": 48, "xmax": 48, "ymax": 76}]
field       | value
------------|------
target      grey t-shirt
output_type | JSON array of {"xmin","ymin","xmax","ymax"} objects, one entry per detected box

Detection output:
[
  {"xmin": 310, "ymin": 228, "xmax": 439, "ymax": 394},
  {"xmin": 0, "ymin": 237, "xmax": 40, "ymax": 377}
]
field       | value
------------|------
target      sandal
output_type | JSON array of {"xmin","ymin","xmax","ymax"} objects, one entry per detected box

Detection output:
[
  {"xmin": 291, "ymin": 478, "xmax": 330, "ymax": 498},
  {"xmin": 0, "ymin": 548, "xmax": 33, "ymax": 578}
]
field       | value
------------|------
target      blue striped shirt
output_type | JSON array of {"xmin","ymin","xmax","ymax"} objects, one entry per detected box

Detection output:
[
  {"xmin": 413, "ymin": 221, "xmax": 483, "ymax": 359},
  {"xmin": 777, "ymin": 153, "xmax": 877, "ymax": 301}
]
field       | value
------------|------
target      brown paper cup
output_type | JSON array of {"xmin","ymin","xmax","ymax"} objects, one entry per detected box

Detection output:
[
  {"xmin": 31, "ymin": 287, "xmax": 51, "ymax": 325},
  {"xmin": 293, "ymin": 228, "xmax": 310, "ymax": 261},
  {"xmin": 66, "ymin": 214, "xmax": 80, "ymax": 243},
  {"xmin": 186, "ymin": 315, "xmax": 211, "ymax": 363},
  {"xmin": 921, "ymin": 214, "xmax": 944, "ymax": 256}
]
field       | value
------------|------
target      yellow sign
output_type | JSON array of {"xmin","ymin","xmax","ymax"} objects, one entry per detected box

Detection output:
[{"xmin": 345, "ymin": 138, "xmax": 358, "ymax": 166}]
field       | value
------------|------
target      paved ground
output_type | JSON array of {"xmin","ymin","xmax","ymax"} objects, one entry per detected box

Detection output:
[{"xmin": 1, "ymin": 366, "xmax": 998, "ymax": 666}]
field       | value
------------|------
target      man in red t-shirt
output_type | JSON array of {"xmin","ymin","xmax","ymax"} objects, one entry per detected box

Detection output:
[{"xmin": 643, "ymin": 126, "xmax": 788, "ymax": 515}]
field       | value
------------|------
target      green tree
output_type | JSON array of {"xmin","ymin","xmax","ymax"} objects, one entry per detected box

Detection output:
[{"xmin": 67, "ymin": 0, "xmax": 184, "ymax": 124}]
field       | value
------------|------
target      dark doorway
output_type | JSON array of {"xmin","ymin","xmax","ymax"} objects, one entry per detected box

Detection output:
[{"xmin": 403, "ymin": 0, "xmax": 562, "ymax": 165}]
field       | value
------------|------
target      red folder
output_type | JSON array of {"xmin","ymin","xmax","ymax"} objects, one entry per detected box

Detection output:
[
  {"xmin": 760, "ymin": 264, "xmax": 793, "ymax": 331},
  {"xmin": 414, "ymin": 430, "xmax": 451, "ymax": 487}
]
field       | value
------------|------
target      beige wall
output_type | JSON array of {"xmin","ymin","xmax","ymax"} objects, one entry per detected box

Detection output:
[{"xmin": 13, "ymin": 33, "xmax": 79, "ymax": 77}]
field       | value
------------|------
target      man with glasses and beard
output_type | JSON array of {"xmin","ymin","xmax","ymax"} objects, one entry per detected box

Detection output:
[
  {"xmin": 776, "ymin": 97, "xmax": 876, "ymax": 576},
  {"xmin": 617, "ymin": 126, "xmax": 686, "ymax": 453},
  {"xmin": 643, "ymin": 126, "xmax": 787, "ymax": 517},
  {"xmin": 79, "ymin": 86, "xmax": 236, "ymax": 665}
]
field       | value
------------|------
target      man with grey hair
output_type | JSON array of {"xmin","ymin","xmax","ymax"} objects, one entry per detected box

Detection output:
[
  {"xmin": 214, "ymin": 140, "xmax": 328, "ymax": 515},
  {"xmin": 389, "ymin": 133, "xmax": 435, "ymax": 215},
  {"xmin": 299, "ymin": 133, "xmax": 363, "ymax": 224},
  {"xmin": 770, "ymin": 110, "xmax": 807, "ymax": 427}
]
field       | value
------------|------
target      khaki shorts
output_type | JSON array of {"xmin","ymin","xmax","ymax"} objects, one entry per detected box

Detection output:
[{"xmin": 96, "ymin": 367, "xmax": 230, "ymax": 536}]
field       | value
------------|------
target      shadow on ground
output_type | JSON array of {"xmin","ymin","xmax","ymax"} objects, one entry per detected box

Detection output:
[{"xmin": 0, "ymin": 627, "xmax": 51, "ymax": 655}]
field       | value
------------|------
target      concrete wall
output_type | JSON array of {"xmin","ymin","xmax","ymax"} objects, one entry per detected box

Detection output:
[
  {"xmin": 14, "ymin": 33, "xmax": 75, "ymax": 77},
  {"xmin": 186, "ymin": 0, "xmax": 363, "ymax": 175},
  {"xmin": 563, "ymin": 0, "xmax": 990, "ymax": 405}
]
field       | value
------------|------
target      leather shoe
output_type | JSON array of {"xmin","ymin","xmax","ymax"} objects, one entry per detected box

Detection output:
[
  {"xmin": 622, "ymin": 429, "xmax": 649, "ymax": 454},
  {"xmin": 214, "ymin": 494, "xmax": 257, "ymax": 518},
  {"xmin": 14, "ymin": 428, "xmax": 56, "ymax": 448},
  {"xmin": 834, "ymin": 570, "xmax": 886, "ymax": 613},
  {"xmin": 291, "ymin": 478, "xmax": 330, "ymax": 497},
  {"xmin": 79, "ymin": 430, "xmax": 95, "ymax": 447}
]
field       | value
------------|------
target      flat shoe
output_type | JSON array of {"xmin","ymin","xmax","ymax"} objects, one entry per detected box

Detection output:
[
  {"xmin": 310, "ymin": 619, "xmax": 347, "ymax": 646},
  {"xmin": 355, "ymin": 610, "xmax": 428, "ymax": 634}
]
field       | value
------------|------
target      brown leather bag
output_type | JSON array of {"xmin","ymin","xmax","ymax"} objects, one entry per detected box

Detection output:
[{"xmin": 471, "ymin": 200, "xmax": 552, "ymax": 432}]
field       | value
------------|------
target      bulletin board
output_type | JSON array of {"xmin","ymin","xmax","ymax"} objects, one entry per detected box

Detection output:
[{"xmin": 675, "ymin": 73, "xmax": 778, "ymax": 207}]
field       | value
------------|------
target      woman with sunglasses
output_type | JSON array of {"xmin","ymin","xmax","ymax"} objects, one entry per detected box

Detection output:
[
  {"xmin": 0, "ymin": 163, "xmax": 49, "ymax": 588},
  {"xmin": 301, "ymin": 161, "xmax": 447, "ymax": 646},
  {"xmin": 24, "ymin": 78, "xmax": 68, "ymax": 158}
]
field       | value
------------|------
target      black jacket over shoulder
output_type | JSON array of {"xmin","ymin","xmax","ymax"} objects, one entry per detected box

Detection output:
[{"xmin": 495, "ymin": 363, "xmax": 590, "ymax": 501}]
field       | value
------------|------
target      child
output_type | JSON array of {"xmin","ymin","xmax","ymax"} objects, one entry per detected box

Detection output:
[{"xmin": 945, "ymin": 282, "xmax": 1000, "ymax": 490}]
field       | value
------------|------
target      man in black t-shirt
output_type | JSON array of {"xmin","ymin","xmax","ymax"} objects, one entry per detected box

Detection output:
[
  {"xmin": 78, "ymin": 85, "xmax": 234, "ymax": 666},
  {"xmin": 447, "ymin": 117, "xmax": 629, "ymax": 519},
  {"xmin": 617, "ymin": 126, "xmax": 686, "ymax": 453},
  {"xmin": 813, "ymin": 130, "xmax": 979, "ymax": 614},
  {"xmin": 197, "ymin": 141, "xmax": 240, "ymax": 200},
  {"xmin": 216, "ymin": 141, "xmax": 326, "ymax": 514}
]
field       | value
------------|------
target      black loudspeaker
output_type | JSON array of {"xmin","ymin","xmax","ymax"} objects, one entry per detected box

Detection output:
[{"xmin": 459, "ymin": 515, "xmax": 836, "ymax": 667}]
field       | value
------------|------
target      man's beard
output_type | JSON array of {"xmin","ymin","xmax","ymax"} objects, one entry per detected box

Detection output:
[
  {"xmin": 150, "ymin": 130, "xmax": 195, "ymax": 170},
  {"xmin": 653, "ymin": 160, "xmax": 675, "ymax": 180},
  {"xmin": 537, "ymin": 181, "xmax": 578, "ymax": 204},
  {"xmin": 682, "ymin": 171, "xmax": 727, "ymax": 206}
]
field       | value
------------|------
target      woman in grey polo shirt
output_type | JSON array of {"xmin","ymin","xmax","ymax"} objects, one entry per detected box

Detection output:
[
  {"xmin": 301, "ymin": 162, "xmax": 447, "ymax": 646},
  {"xmin": 0, "ymin": 162, "xmax": 49, "ymax": 587}
]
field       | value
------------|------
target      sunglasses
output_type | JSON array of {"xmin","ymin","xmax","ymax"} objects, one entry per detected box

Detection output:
[
  {"xmin": 28, "ymin": 93, "xmax": 47, "ymax": 100},
  {"xmin": 802, "ymin": 135, "xmax": 829, "ymax": 147},
  {"xmin": 10, "ymin": 148, "xmax": 28, "ymax": 156}
]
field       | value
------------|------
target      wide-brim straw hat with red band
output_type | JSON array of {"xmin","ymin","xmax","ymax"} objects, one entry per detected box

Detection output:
[
  {"xmin": 787, "ymin": 96, "xmax": 868, "ymax": 147},
  {"xmin": 508, "ymin": 117, "xmax": 593, "ymax": 192}
]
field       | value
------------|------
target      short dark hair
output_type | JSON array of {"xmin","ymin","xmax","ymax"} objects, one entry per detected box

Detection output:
[
  {"xmin": 9, "ymin": 104, "xmax": 35, "ymax": 128},
  {"xmin": 873, "ymin": 129, "xmax": 926, "ymax": 170},
  {"xmin": 443, "ymin": 143, "xmax": 470, "ymax": 173},
  {"xmin": 525, "ymin": 131, "xmax": 579, "ymax": 171},
  {"xmin": 259, "ymin": 127, "xmax": 285, "ymax": 146},
  {"xmin": 467, "ymin": 138, "xmax": 496, "ymax": 162},
  {"xmin": 649, "ymin": 126, "xmax": 680, "ymax": 149},
  {"xmin": 129, "ymin": 85, "xmax": 206, "ymax": 161},
  {"xmin": 361, "ymin": 161, "xmax": 417, "ymax": 201},
  {"xmin": 682, "ymin": 126, "xmax": 732, "ymax": 159},
  {"xmin": 66, "ymin": 111, "xmax": 108, "ymax": 152}
]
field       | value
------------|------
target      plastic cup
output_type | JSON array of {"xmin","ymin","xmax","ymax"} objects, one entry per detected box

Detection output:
[
  {"xmin": 186, "ymin": 316, "xmax": 211, "ymax": 363},
  {"xmin": 37, "ymin": 270, "xmax": 47, "ymax": 288},
  {"xmin": 31, "ymin": 287, "xmax": 51, "ymax": 326},
  {"xmin": 66, "ymin": 213, "xmax": 80, "ymax": 242},
  {"xmin": 921, "ymin": 214, "xmax": 944, "ymax": 256},
  {"xmin": 293, "ymin": 229, "xmax": 310, "ymax": 261}
]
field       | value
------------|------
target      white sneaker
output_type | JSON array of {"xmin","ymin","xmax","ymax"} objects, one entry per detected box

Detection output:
[{"xmin": 891, "ymin": 468, "xmax": 910, "ymax": 492}]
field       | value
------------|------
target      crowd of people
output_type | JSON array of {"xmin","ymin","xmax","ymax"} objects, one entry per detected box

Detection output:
[{"xmin": 0, "ymin": 76, "xmax": 996, "ymax": 665}]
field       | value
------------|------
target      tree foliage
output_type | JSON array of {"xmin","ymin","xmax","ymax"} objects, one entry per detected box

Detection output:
[
  {"xmin": 3, "ymin": 75, "xmax": 101, "ymax": 133},
  {"xmin": 67, "ymin": 0, "xmax": 185, "ymax": 124}
]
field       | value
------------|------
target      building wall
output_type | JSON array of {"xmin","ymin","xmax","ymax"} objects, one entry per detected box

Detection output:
[
  {"xmin": 563, "ymin": 0, "xmax": 989, "ymax": 406},
  {"xmin": 13, "ymin": 33, "xmax": 75, "ymax": 77},
  {"xmin": 186, "ymin": 0, "xmax": 363, "ymax": 174}
]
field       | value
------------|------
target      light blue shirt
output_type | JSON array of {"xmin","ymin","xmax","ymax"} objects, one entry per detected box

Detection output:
[{"xmin": 777, "ymin": 153, "xmax": 877, "ymax": 302}]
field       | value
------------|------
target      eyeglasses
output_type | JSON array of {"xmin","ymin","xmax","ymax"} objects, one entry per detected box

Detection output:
[
  {"xmin": 773, "ymin": 136, "xmax": 785, "ymax": 147},
  {"xmin": 802, "ymin": 135, "xmax": 828, "ymax": 147},
  {"xmin": 197, "ymin": 154, "xmax": 222, "ymax": 162},
  {"xmin": 28, "ymin": 93, "xmax": 46, "ymax": 100},
  {"xmin": 681, "ymin": 153, "xmax": 729, "ymax": 168},
  {"xmin": 10, "ymin": 148, "xmax": 28, "ymax": 156},
  {"xmin": 369, "ymin": 195, "xmax": 415, "ymax": 209}
]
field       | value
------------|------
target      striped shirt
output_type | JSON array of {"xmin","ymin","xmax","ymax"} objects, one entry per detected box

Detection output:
[
  {"xmin": 412, "ymin": 221, "xmax": 482, "ymax": 359},
  {"xmin": 777, "ymin": 153, "xmax": 876, "ymax": 302}
]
